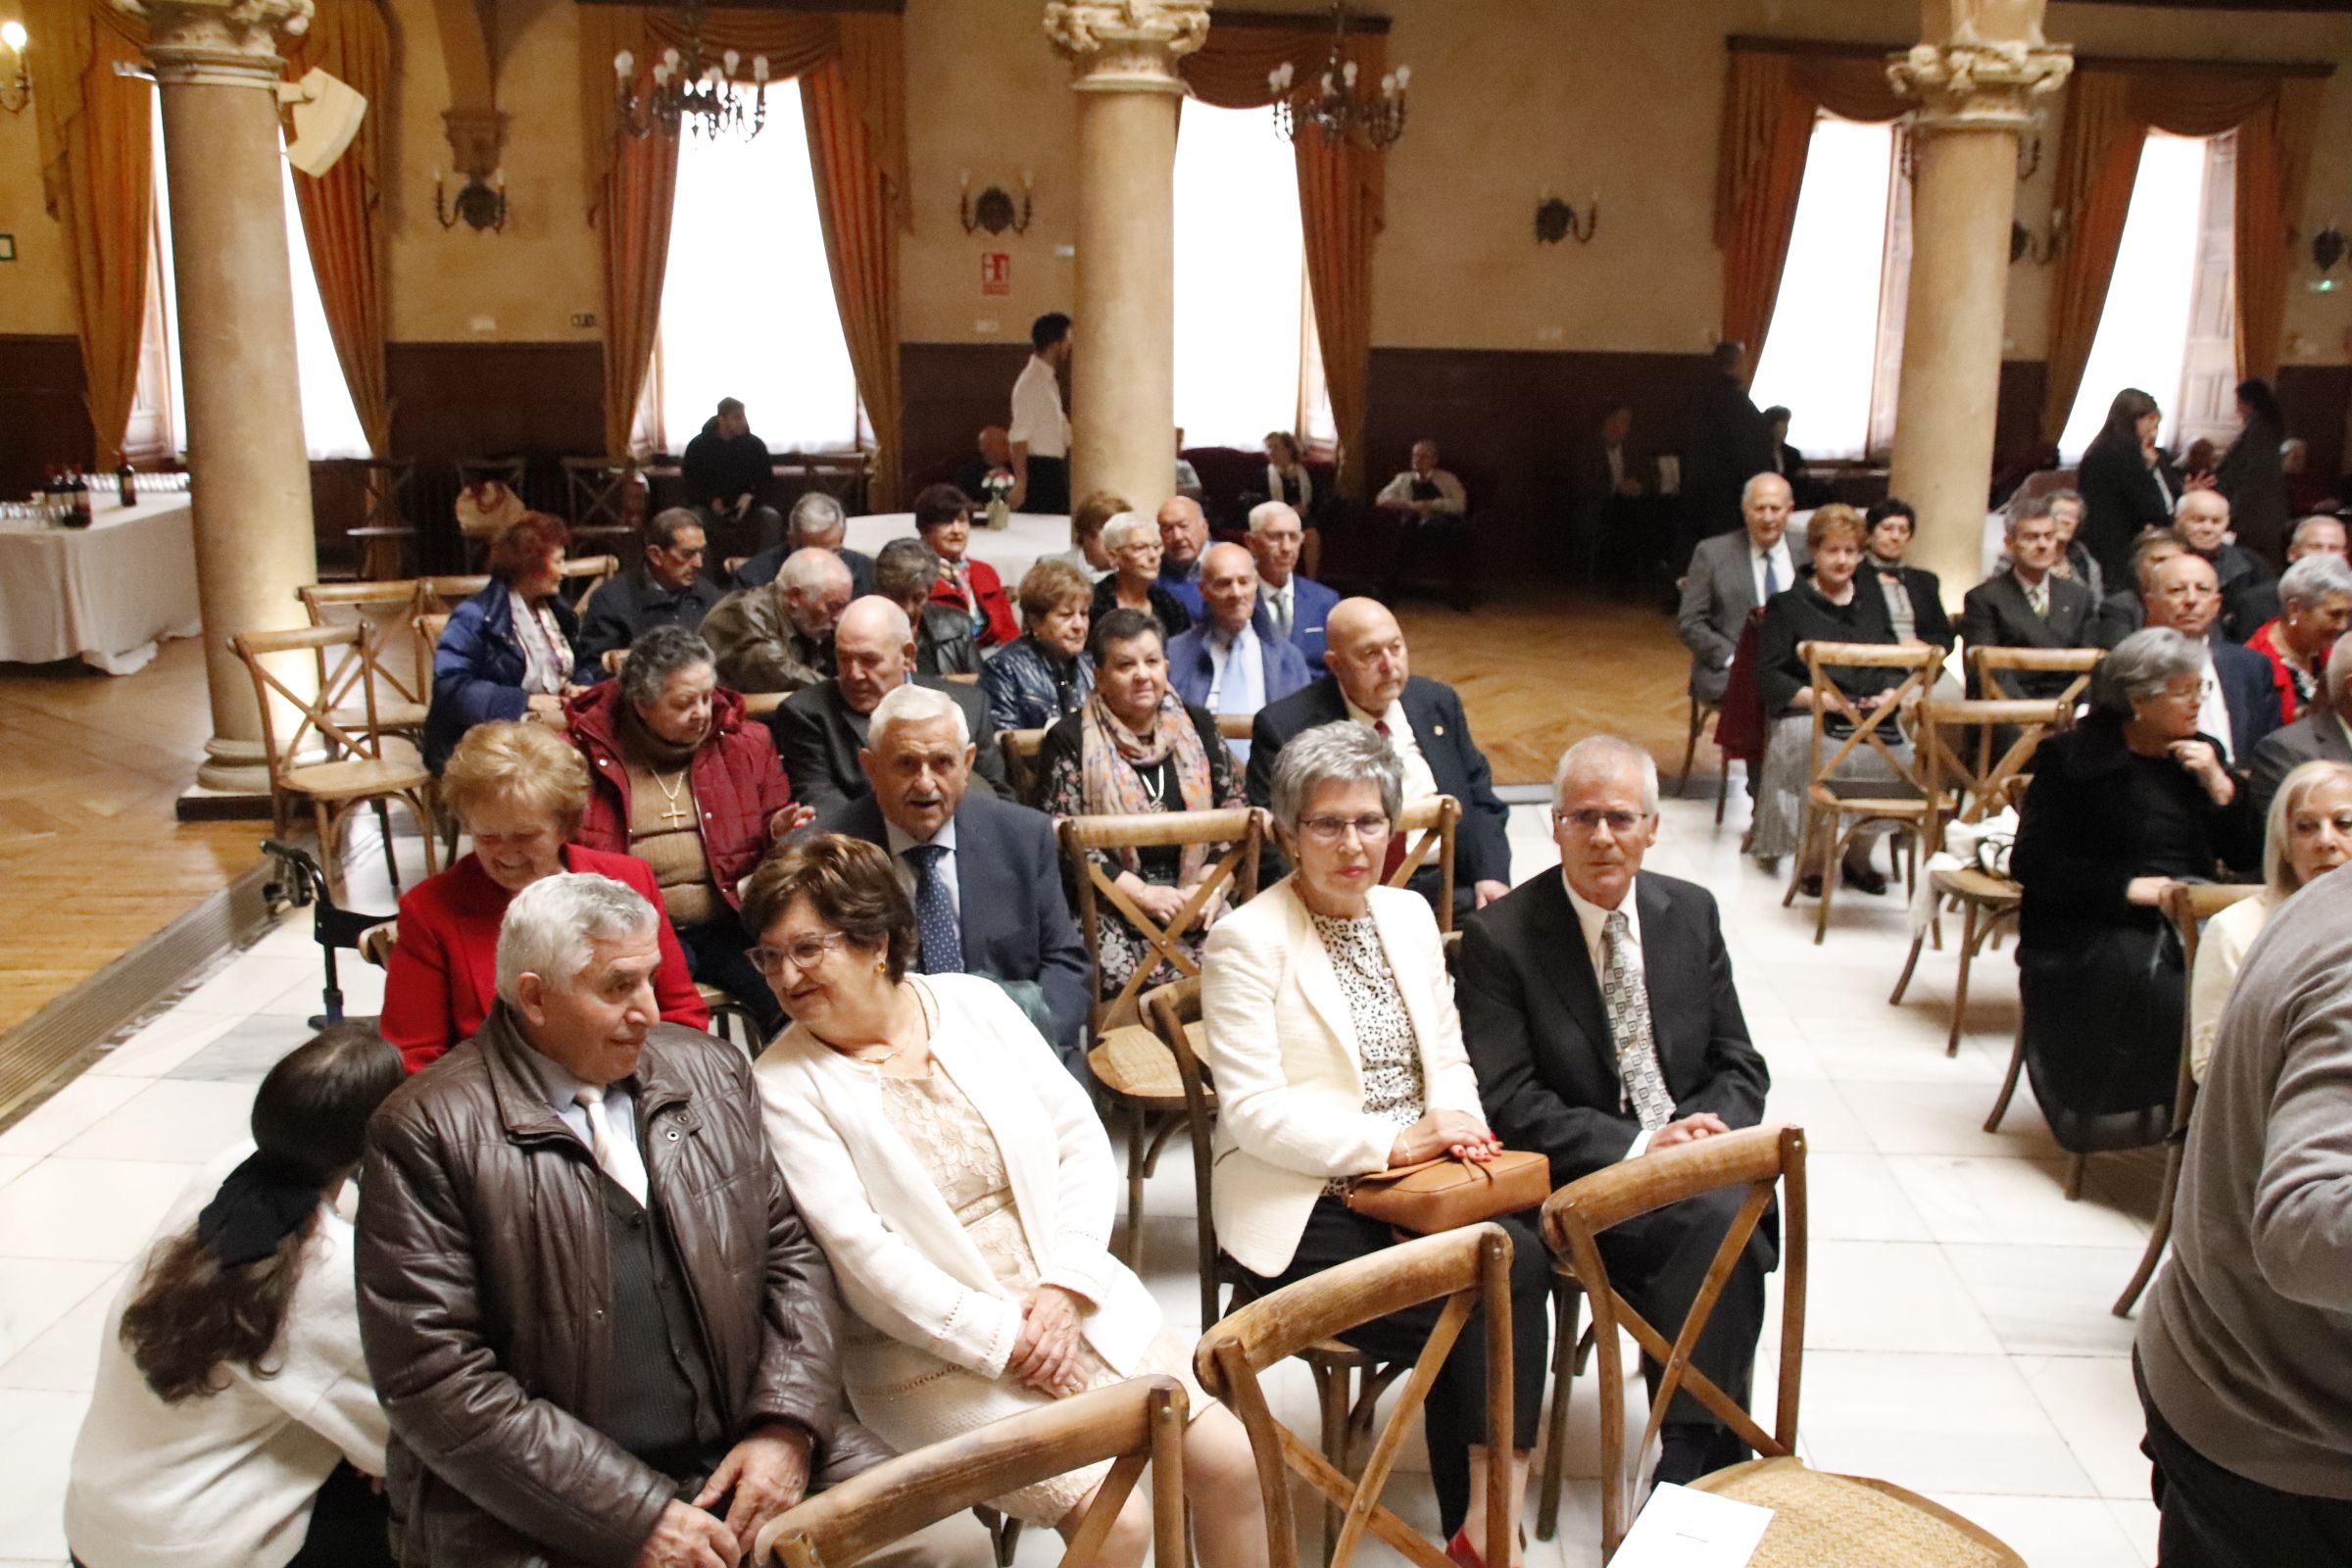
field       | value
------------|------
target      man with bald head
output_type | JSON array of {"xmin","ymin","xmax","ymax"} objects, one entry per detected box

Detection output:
[
  {"xmin": 2176, "ymin": 487, "xmax": 2279, "ymax": 641},
  {"xmin": 1166, "ymin": 543, "xmax": 1311, "ymax": 762},
  {"xmin": 767, "ymin": 595, "xmax": 1006, "ymax": 813},
  {"xmin": 1155, "ymin": 495, "xmax": 1211, "ymax": 618},
  {"xmin": 1677, "ymin": 471, "xmax": 1810, "ymax": 706},
  {"xmin": 702, "ymin": 547, "xmax": 852, "ymax": 695},
  {"xmin": 1249, "ymin": 597, "xmax": 1512, "ymax": 913},
  {"xmin": 2145, "ymin": 552, "xmax": 2281, "ymax": 764},
  {"xmin": 2287, "ymin": 514, "xmax": 2348, "ymax": 564}
]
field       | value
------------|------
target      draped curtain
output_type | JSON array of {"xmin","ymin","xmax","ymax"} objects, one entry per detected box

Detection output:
[
  {"xmin": 2041, "ymin": 63, "xmax": 2324, "ymax": 441},
  {"xmin": 25, "ymin": 0, "xmax": 152, "ymax": 468},
  {"xmin": 1713, "ymin": 44, "xmax": 1908, "ymax": 376},
  {"xmin": 283, "ymin": 0, "xmax": 394, "ymax": 456},
  {"xmin": 576, "ymin": 8, "xmax": 907, "ymax": 500},
  {"xmin": 1184, "ymin": 21, "xmax": 1385, "ymax": 495}
]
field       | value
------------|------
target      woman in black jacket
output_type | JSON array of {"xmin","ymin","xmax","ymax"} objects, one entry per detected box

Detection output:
[
  {"xmin": 2211, "ymin": 377, "xmax": 2290, "ymax": 570},
  {"xmin": 2076, "ymin": 387, "xmax": 2181, "ymax": 587},
  {"xmin": 2012, "ymin": 627, "xmax": 2261, "ymax": 1153},
  {"xmin": 1861, "ymin": 498, "xmax": 1955, "ymax": 654}
]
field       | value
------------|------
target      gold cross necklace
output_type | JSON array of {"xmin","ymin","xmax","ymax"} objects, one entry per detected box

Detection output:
[{"xmin": 651, "ymin": 767, "xmax": 693, "ymax": 828}]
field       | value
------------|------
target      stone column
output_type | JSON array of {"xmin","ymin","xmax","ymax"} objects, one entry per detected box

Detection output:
[
  {"xmin": 1046, "ymin": 1, "xmax": 1208, "ymax": 515},
  {"xmin": 1886, "ymin": 4, "xmax": 2071, "ymax": 603},
  {"xmin": 133, "ymin": 0, "xmax": 322, "ymax": 806}
]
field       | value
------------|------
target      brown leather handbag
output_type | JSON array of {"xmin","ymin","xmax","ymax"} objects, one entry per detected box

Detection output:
[{"xmin": 1344, "ymin": 1150, "xmax": 1550, "ymax": 1235}]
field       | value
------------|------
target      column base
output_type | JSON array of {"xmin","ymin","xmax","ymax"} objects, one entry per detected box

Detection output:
[{"xmin": 182, "ymin": 735, "xmax": 278, "ymax": 817}]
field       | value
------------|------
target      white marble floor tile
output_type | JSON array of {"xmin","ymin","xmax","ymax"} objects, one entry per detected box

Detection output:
[
  {"xmin": 169, "ymin": 953, "xmax": 325, "ymax": 1017},
  {"xmin": 2017, "ymin": 1353, "xmax": 2155, "ymax": 1500},
  {"xmin": 1798, "ymin": 1350, "xmax": 2096, "ymax": 1497},
  {"xmin": 0, "ymin": 1267, "xmax": 121, "ymax": 1394},
  {"xmin": 0, "ymin": 1259, "xmax": 118, "ymax": 1366},
  {"xmin": 1804, "ymin": 1152, "xmax": 1934, "ymax": 1242},
  {"xmin": 0, "ymin": 1077, "xmax": 151, "ymax": 1161},
  {"xmin": 1803, "ymin": 1241, "xmax": 2003, "ymax": 1355},
  {"xmin": 1839, "ymin": 1077, "xmax": 2064, "ymax": 1158},
  {"xmin": 0, "ymin": 1156, "xmax": 30, "ymax": 1193},
  {"xmin": 2105, "ymin": 1495, "xmax": 2160, "ymax": 1565},
  {"xmin": 52, "ymin": 1079, "xmax": 258, "ymax": 1165},
  {"xmin": 1926, "ymin": 1492, "xmax": 2148, "ymax": 1568},
  {"xmin": 1888, "ymin": 1155, "xmax": 2148, "ymax": 1250},
  {"xmin": 1944, "ymin": 1245, "xmax": 2147, "ymax": 1359},
  {"xmin": 0, "ymin": 1389, "xmax": 85, "ymax": 1562},
  {"xmin": 1755, "ymin": 1079, "xmax": 1870, "ymax": 1153},
  {"xmin": 0, "ymin": 1159, "xmax": 196, "ymax": 1262},
  {"xmin": 85, "ymin": 1009, "xmax": 243, "ymax": 1079}
]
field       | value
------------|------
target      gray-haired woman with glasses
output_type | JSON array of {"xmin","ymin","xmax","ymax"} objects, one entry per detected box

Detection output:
[{"xmin": 1199, "ymin": 721, "xmax": 1550, "ymax": 1566}]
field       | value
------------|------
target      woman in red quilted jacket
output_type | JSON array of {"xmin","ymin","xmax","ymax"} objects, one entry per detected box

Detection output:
[{"xmin": 569, "ymin": 625, "xmax": 811, "ymax": 1036}]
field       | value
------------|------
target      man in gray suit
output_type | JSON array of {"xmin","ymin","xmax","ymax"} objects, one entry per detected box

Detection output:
[
  {"xmin": 1676, "ymin": 471, "xmax": 1809, "ymax": 704},
  {"xmin": 2250, "ymin": 636, "xmax": 2352, "ymax": 819}
]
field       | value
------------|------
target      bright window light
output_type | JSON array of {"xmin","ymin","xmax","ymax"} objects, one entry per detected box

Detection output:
[
  {"xmin": 1748, "ymin": 116, "xmax": 1897, "ymax": 462},
  {"xmin": 1173, "ymin": 98, "xmax": 1330, "ymax": 450},
  {"xmin": 655, "ymin": 79, "xmax": 861, "ymax": 453},
  {"xmin": 279, "ymin": 153, "xmax": 370, "ymax": 460},
  {"xmin": 2058, "ymin": 132, "xmax": 2209, "ymax": 460}
]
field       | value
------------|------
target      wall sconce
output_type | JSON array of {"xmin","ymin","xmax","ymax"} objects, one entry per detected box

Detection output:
[
  {"xmin": 2011, "ymin": 207, "xmax": 2064, "ymax": 267},
  {"xmin": 435, "ymin": 168, "xmax": 508, "ymax": 233},
  {"xmin": 1535, "ymin": 190, "xmax": 1596, "ymax": 246},
  {"xmin": 2312, "ymin": 225, "xmax": 2346, "ymax": 293},
  {"xmin": 0, "ymin": 21, "xmax": 30, "ymax": 115},
  {"xmin": 959, "ymin": 170, "xmax": 1032, "ymax": 236}
]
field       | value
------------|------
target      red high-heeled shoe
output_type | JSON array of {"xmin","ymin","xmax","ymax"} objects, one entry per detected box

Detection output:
[{"xmin": 1446, "ymin": 1528, "xmax": 1486, "ymax": 1568}]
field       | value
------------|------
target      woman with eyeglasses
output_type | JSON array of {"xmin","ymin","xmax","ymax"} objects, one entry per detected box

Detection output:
[
  {"xmin": 746, "ymin": 835, "xmax": 1270, "ymax": 1568},
  {"xmin": 1199, "ymin": 722, "xmax": 1549, "ymax": 1568}
]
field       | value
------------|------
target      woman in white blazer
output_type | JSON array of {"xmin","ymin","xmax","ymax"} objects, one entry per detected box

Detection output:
[
  {"xmin": 1201, "ymin": 723, "xmax": 1550, "ymax": 1568},
  {"xmin": 66, "ymin": 1024, "xmax": 404, "ymax": 1568},
  {"xmin": 745, "ymin": 835, "xmax": 1268, "ymax": 1568}
]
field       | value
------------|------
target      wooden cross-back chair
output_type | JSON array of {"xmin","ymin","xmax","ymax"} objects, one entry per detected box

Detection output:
[
  {"xmin": 1544, "ymin": 1124, "xmax": 2025, "ymax": 1565},
  {"xmin": 298, "ymin": 580, "xmax": 430, "ymax": 749},
  {"xmin": 561, "ymin": 455, "xmax": 642, "ymax": 550},
  {"xmin": 560, "ymin": 554, "xmax": 620, "ymax": 615},
  {"xmin": 1063, "ymin": 807, "xmax": 1265, "ymax": 1267},
  {"xmin": 1000, "ymin": 727, "xmax": 1048, "ymax": 808},
  {"xmin": 230, "ymin": 624, "xmax": 442, "ymax": 900},
  {"xmin": 329, "ymin": 457, "xmax": 417, "ymax": 580},
  {"xmin": 756, "ymin": 1377, "xmax": 1188, "ymax": 1568},
  {"xmin": 1782, "ymin": 641, "xmax": 1944, "ymax": 944},
  {"xmin": 1388, "ymin": 794, "xmax": 1461, "ymax": 931},
  {"xmin": 2112, "ymin": 881, "xmax": 2265, "ymax": 1318},
  {"xmin": 1676, "ymin": 697, "xmax": 1733, "ymax": 824},
  {"xmin": 417, "ymin": 574, "xmax": 492, "ymax": 612},
  {"xmin": 1972, "ymin": 644, "xmax": 2100, "ymax": 710},
  {"xmin": 1197, "ymin": 1224, "xmax": 1518, "ymax": 1568}
]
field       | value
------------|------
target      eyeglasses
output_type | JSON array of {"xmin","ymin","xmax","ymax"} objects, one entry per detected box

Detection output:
[
  {"xmin": 1299, "ymin": 813, "xmax": 1392, "ymax": 844},
  {"xmin": 751, "ymin": 932, "xmax": 849, "ymax": 975},
  {"xmin": 1554, "ymin": 808, "xmax": 1648, "ymax": 835}
]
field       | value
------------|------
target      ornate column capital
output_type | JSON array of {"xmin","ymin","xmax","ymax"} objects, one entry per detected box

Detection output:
[
  {"xmin": 1045, "ymin": 0, "xmax": 1210, "ymax": 94},
  {"xmin": 121, "ymin": 0, "xmax": 314, "ymax": 86},
  {"xmin": 1888, "ymin": 35, "xmax": 2072, "ymax": 135}
]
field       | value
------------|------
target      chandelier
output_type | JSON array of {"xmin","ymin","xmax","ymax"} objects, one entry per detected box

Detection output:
[
  {"xmin": 1268, "ymin": 1, "xmax": 1409, "ymax": 152},
  {"xmin": 612, "ymin": 0, "xmax": 767, "ymax": 142}
]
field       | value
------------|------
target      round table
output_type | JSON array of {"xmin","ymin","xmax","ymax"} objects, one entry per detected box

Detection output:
[
  {"xmin": 0, "ymin": 494, "xmax": 203, "ymax": 673},
  {"xmin": 845, "ymin": 511, "xmax": 1071, "ymax": 593}
]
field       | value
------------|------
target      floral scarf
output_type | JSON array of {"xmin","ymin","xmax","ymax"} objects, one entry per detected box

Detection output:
[{"xmin": 1078, "ymin": 690, "xmax": 1214, "ymax": 880}]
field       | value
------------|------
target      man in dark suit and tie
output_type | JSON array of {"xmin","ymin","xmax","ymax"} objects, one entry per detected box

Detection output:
[
  {"xmin": 769, "ymin": 596, "xmax": 1008, "ymax": 813},
  {"xmin": 1247, "ymin": 501, "xmax": 1340, "ymax": 673},
  {"xmin": 815, "ymin": 682, "xmax": 1092, "ymax": 1066},
  {"xmin": 1960, "ymin": 501, "xmax": 2098, "ymax": 697},
  {"xmin": 1248, "ymin": 597, "xmax": 1512, "ymax": 914},
  {"xmin": 1676, "ymin": 472, "xmax": 1810, "ymax": 706},
  {"xmin": 2146, "ymin": 552, "xmax": 2282, "ymax": 765},
  {"xmin": 1459, "ymin": 735, "xmax": 1773, "ymax": 1487},
  {"xmin": 2250, "ymin": 637, "xmax": 2352, "ymax": 819}
]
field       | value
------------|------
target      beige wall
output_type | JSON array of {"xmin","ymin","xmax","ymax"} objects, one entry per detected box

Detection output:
[{"xmin": 0, "ymin": 0, "xmax": 2347, "ymax": 367}]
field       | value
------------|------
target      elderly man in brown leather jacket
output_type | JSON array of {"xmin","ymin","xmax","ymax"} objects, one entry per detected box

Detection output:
[{"xmin": 357, "ymin": 870, "xmax": 885, "ymax": 1568}]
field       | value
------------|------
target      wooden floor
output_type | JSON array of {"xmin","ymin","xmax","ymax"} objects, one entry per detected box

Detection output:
[{"xmin": 0, "ymin": 587, "xmax": 1700, "ymax": 1032}]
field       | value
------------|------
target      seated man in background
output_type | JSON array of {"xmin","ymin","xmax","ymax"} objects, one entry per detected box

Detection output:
[
  {"xmin": 682, "ymin": 395, "xmax": 783, "ymax": 564},
  {"xmin": 1250, "ymin": 596, "xmax": 1511, "ymax": 915},
  {"xmin": 1571, "ymin": 403, "xmax": 1646, "ymax": 574},
  {"xmin": 357, "ymin": 871, "xmax": 885, "ymax": 1568},
  {"xmin": 1173, "ymin": 427, "xmax": 1205, "ymax": 502},
  {"xmin": 952, "ymin": 423, "xmax": 1014, "ymax": 506},
  {"xmin": 2244, "ymin": 554, "xmax": 2352, "ymax": 727},
  {"xmin": 702, "ymin": 547, "xmax": 852, "ymax": 695},
  {"xmin": 1166, "ymin": 542, "xmax": 1311, "ymax": 762},
  {"xmin": 913, "ymin": 483, "xmax": 1017, "ymax": 648},
  {"xmin": 1961, "ymin": 500, "xmax": 2099, "ymax": 697},
  {"xmin": 1376, "ymin": 438, "xmax": 1473, "ymax": 609},
  {"xmin": 2098, "ymin": 526, "xmax": 2189, "ymax": 649},
  {"xmin": 732, "ymin": 492, "xmax": 876, "ymax": 598},
  {"xmin": 769, "ymin": 595, "xmax": 1006, "ymax": 814},
  {"xmin": 2287, "ymin": 513, "xmax": 2349, "ymax": 564},
  {"xmin": 570, "ymin": 626, "xmax": 807, "ymax": 1036},
  {"xmin": 873, "ymin": 536, "xmax": 980, "ymax": 677},
  {"xmin": 2145, "ymin": 550, "xmax": 2281, "ymax": 765},
  {"xmin": 1677, "ymin": 471, "xmax": 1806, "ymax": 714},
  {"xmin": 2044, "ymin": 488, "xmax": 2105, "ymax": 602},
  {"xmin": 814, "ymin": 682, "xmax": 1093, "ymax": 1066},
  {"xmin": 1155, "ymin": 494, "xmax": 1211, "ymax": 618},
  {"xmin": 574, "ymin": 508, "xmax": 722, "ymax": 668},
  {"xmin": 2177, "ymin": 488, "xmax": 2280, "ymax": 642},
  {"xmin": 1460, "ymin": 735, "xmax": 1772, "ymax": 1487},
  {"xmin": 2251, "ymin": 635, "xmax": 2352, "ymax": 818},
  {"xmin": 1248, "ymin": 499, "xmax": 1340, "ymax": 672}
]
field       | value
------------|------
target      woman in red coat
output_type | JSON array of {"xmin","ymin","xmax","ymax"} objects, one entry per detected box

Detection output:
[{"xmin": 379, "ymin": 721, "xmax": 708, "ymax": 1073}]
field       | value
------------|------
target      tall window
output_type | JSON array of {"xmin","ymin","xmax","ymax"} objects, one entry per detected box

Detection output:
[
  {"xmin": 646, "ymin": 79, "xmax": 861, "ymax": 454},
  {"xmin": 1748, "ymin": 115, "xmax": 1904, "ymax": 462},
  {"xmin": 2058, "ymin": 131, "xmax": 2237, "ymax": 459},
  {"xmin": 134, "ymin": 97, "xmax": 370, "ymax": 461},
  {"xmin": 1172, "ymin": 98, "xmax": 1334, "ymax": 450}
]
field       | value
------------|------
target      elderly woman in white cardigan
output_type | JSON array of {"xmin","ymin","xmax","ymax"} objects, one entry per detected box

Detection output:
[
  {"xmin": 748, "ymin": 834, "xmax": 1268, "ymax": 1568},
  {"xmin": 1200, "ymin": 721, "xmax": 1551, "ymax": 1568}
]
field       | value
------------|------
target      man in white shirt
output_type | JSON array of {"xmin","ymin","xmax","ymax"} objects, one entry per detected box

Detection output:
[
  {"xmin": 1165, "ymin": 543, "xmax": 1311, "ymax": 761},
  {"xmin": 2146, "ymin": 552, "xmax": 2284, "ymax": 764},
  {"xmin": 1457, "ymin": 735, "xmax": 1773, "ymax": 1488},
  {"xmin": 1008, "ymin": 312, "xmax": 1073, "ymax": 515},
  {"xmin": 1675, "ymin": 470, "xmax": 1808, "ymax": 707},
  {"xmin": 1375, "ymin": 439, "xmax": 1474, "ymax": 610}
]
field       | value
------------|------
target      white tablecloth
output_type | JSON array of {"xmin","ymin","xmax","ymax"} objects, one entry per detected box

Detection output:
[
  {"xmin": 0, "ymin": 495, "xmax": 203, "ymax": 673},
  {"xmin": 845, "ymin": 511, "xmax": 1072, "ymax": 594}
]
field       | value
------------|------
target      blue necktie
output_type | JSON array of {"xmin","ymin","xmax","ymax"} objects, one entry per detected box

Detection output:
[
  {"xmin": 905, "ymin": 844, "xmax": 963, "ymax": 975},
  {"xmin": 1761, "ymin": 553, "xmax": 1781, "ymax": 602}
]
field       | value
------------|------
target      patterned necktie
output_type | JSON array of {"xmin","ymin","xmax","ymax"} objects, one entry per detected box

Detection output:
[
  {"xmin": 2027, "ymin": 578, "xmax": 2048, "ymax": 618},
  {"xmin": 905, "ymin": 844, "xmax": 964, "ymax": 975},
  {"xmin": 1600, "ymin": 911, "xmax": 1676, "ymax": 1131},
  {"xmin": 572, "ymin": 1086, "xmax": 648, "ymax": 1205},
  {"xmin": 1761, "ymin": 553, "xmax": 1781, "ymax": 602}
]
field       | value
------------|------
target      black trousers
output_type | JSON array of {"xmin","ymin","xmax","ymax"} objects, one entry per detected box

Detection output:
[
  {"xmin": 676, "ymin": 916, "xmax": 786, "ymax": 1036},
  {"xmin": 2138, "ymin": 1357, "xmax": 2352, "ymax": 1568},
  {"xmin": 1383, "ymin": 514, "xmax": 1474, "ymax": 608},
  {"xmin": 1024, "ymin": 457, "xmax": 1070, "ymax": 517},
  {"xmin": 75, "ymin": 1460, "xmax": 395, "ymax": 1568},
  {"xmin": 1598, "ymin": 1184, "xmax": 1772, "ymax": 1473},
  {"xmin": 1234, "ymin": 1200, "xmax": 1551, "ymax": 1538}
]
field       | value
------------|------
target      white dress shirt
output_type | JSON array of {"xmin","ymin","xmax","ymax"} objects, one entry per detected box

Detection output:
[
  {"xmin": 1205, "ymin": 623, "xmax": 1266, "ymax": 762},
  {"xmin": 2197, "ymin": 655, "xmax": 2236, "ymax": 762},
  {"xmin": 1748, "ymin": 538, "xmax": 1795, "ymax": 609},
  {"xmin": 887, "ymin": 814, "xmax": 962, "ymax": 919},
  {"xmin": 1562, "ymin": 873, "xmax": 1657, "ymax": 1161},
  {"xmin": 1345, "ymin": 693, "xmax": 1439, "ymax": 804},
  {"xmin": 1376, "ymin": 467, "xmax": 1467, "ymax": 514},
  {"xmin": 520, "ymin": 1044, "xmax": 650, "ymax": 1202},
  {"xmin": 1008, "ymin": 355, "xmax": 1069, "ymax": 459}
]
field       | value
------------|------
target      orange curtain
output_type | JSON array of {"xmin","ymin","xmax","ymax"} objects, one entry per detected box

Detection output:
[
  {"xmin": 284, "ymin": 0, "xmax": 393, "ymax": 455},
  {"xmin": 2041, "ymin": 63, "xmax": 2326, "ymax": 439},
  {"xmin": 1713, "ymin": 45, "xmax": 1909, "ymax": 374},
  {"xmin": 26, "ymin": 0, "xmax": 151, "ymax": 467},
  {"xmin": 1184, "ymin": 22, "xmax": 1386, "ymax": 494},
  {"xmin": 598, "ymin": 128, "xmax": 681, "ymax": 458},
  {"xmin": 802, "ymin": 24, "xmax": 906, "ymax": 509}
]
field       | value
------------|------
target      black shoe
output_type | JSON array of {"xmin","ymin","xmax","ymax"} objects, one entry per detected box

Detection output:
[
  {"xmin": 1653, "ymin": 1425, "xmax": 1717, "ymax": 1488},
  {"xmin": 1798, "ymin": 871, "xmax": 1824, "ymax": 899},
  {"xmin": 1841, "ymin": 859, "xmax": 1888, "ymax": 896},
  {"xmin": 1754, "ymin": 855, "xmax": 1781, "ymax": 876}
]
